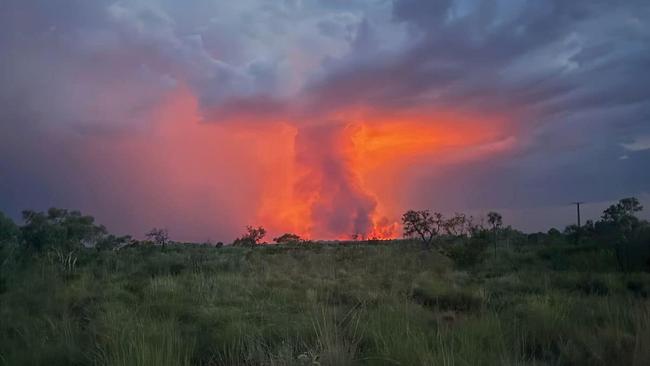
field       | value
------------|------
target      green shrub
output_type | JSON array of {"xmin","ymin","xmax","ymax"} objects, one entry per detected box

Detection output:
[
  {"xmin": 626, "ymin": 279, "xmax": 649, "ymax": 298},
  {"xmin": 411, "ymin": 281, "xmax": 483, "ymax": 312},
  {"xmin": 447, "ymin": 237, "xmax": 488, "ymax": 268},
  {"xmin": 138, "ymin": 254, "xmax": 187, "ymax": 277},
  {"xmin": 575, "ymin": 277, "xmax": 610, "ymax": 296}
]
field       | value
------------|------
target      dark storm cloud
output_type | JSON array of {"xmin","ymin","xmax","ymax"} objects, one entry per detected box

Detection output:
[
  {"xmin": 303, "ymin": 0, "xmax": 650, "ymax": 208},
  {"xmin": 309, "ymin": 0, "xmax": 650, "ymax": 114}
]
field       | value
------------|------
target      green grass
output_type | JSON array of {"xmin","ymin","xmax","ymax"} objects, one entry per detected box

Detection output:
[{"xmin": 1, "ymin": 242, "xmax": 649, "ymax": 365}]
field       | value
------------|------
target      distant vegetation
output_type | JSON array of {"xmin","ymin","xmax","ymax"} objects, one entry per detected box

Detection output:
[
  {"xmin": 232, "ymin": 226, "xmax": 267, "ymax": 247},
  {"xmin": 273, "ymin": 233, "xmax": 306, "ymax": 245},
  {"xmin": 1, "ymin": 198, "xmax": 649, "ymax": 365}
]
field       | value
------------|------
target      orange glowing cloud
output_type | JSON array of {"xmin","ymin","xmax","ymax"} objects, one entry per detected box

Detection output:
[
  {"xmin": 81, "ymin": 87, "xmax": 515, "ymax": 242},
  {"xmin": 257, "ymin": 107, "xmax": 515, "ymax": 240}
]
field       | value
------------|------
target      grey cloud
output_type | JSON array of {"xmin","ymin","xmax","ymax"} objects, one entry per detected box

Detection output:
[
  {"xmin": 298, "ymin": 0, "xmax": 650, "ymax": 208},
  {"xmin": 622, "ymin": 136, "xmax": 650, "ymax": 152}
]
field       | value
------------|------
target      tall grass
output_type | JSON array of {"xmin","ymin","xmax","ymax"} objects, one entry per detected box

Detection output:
[
  {"xmin": 93, "ymin": 313, "xmax": 194, "ymax": 366},
  {"xmin": 1, "ymin": 243, "xmax": 649, "ymax": 365}
]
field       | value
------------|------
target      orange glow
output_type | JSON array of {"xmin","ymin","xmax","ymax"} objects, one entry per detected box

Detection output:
[
  {"xmin": 257, "ymin": 109, "xmax": 513, "ymax": 240},
  {"xmin": 84, "ymin": 88, "xmax": 514, "ymax": 241}
]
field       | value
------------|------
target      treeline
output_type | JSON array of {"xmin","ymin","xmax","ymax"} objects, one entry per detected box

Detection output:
[
  {"xmin": 1, "ymin": 209, "xmax": 131, "ymax": 254},
  {"xmin": 1, "ymin": 197, "xmax": 649, "ymax": 271},
  {"xmin": 400, "ymin": 197, "xmax": 650, "ymax": 271}
]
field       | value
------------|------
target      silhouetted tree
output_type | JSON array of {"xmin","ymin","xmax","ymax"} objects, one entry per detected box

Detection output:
[
  {"xmin": 602, "ymin": 197, "xmax": 643, "ymax": 223},
  {"xmin": 233, "ymin": 226, "xmax": 266, "ymax": 246},
  {"xmin": 146, "ymin": 228, "xmax": 169, "ymax": 247},
  {"xmin": 466, "ymin": 215, "xmax": 486, "ymax": 237},
  {"xmin": 563, "ymin": 224, "xmax": 581, "ymax": 244},
  {"xmin": 273, "ymin": 233, "xmax": 303, "ymax": 244},
  {"xmin": 487, "ymin": 211, "xmax": 503, "ymax": 257},
  {"xmin": 443, "ymin": 213, "xmax": 469, "ymax": 237},
  {"xmin": 596, "ymin": 197, "xmax": 646, "ymax": 272},
  {"xmin": 21, "ymin": 208, "xmax": 107, "ymax": 252},
  {"xmin": 547, "ymin": 228, "xmax": 561, "ymax": 237},
  {"xmin": 487, "ymin": 212, "xmax": 503, "ymax": 231},
  {"xmin": 402, "ymin": 210, "xmax": 444, "ymax": 249}
]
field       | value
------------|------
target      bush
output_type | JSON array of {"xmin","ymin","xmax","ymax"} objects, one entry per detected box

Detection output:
[
  {"xmin": 232, "ymin": 226, "xmax": 266, "ymax": 246},
  {"xmin": 614, "ymin": 240, "xmax": 650, "ymax": 272},
  {"xmin": 626, "ymin": 280, "xmax": 649, "ymax": 298},
  {"xmin": 20, "ymin": 208, "xmax": 107, "ymax": 252},
  {"xmin": 411, "ymin": 279, "xmax": 483, "ymax": 312},
  {"xmin": 139, "ymin": 254, "xmax": 187, "ymax": 277},
  {"xmin": 574, "ymin": 277, "xmax": 609, "ymax": 296},
  {"xmin": 447, "ymin": 237, "xmax": 488, "ymax": 268},
  {"xmin": 273, "ymin": 233, "xmax": 303, "ymax": 244},
  {"xmin": 0, "ymin": 211, "xmax": 19, "ymax": 244}
]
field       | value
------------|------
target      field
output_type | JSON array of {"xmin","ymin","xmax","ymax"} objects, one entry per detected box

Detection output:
[{"xmin": 2, "ymin": 242, "xmax": 649, "ymax": 366}]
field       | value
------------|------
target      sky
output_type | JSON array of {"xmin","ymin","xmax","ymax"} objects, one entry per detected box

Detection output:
[{"xmin": 1, "ymin": 0, "xmax": 649, "ymax": 242}]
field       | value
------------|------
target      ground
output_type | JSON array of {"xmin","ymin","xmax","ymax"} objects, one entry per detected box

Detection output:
[{"xmin": 1, "ymin": 242, "xmax": 649, "ymax": 365}]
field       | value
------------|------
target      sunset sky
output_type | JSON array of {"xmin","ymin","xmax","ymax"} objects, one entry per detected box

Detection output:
[{"xmin": 1, "ymin": 0, "xmax": 649, "ymax": 241}]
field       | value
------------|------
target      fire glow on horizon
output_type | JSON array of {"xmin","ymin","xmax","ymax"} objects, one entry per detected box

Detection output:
[
  {"xmin": 83, "ymin": 89, "xmax": 515, "ymax": 241},
  {"xmin": 256, "ymin": 109, "xmax": 514, "ymax": 240}
]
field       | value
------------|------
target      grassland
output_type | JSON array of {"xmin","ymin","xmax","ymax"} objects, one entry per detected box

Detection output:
[{"xmin": 1, "ymin": 242, "xmax": 649, "ymax": 366}]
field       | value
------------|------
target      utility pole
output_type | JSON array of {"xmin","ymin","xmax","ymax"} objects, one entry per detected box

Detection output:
[
  {"xmin": 572, "ymin": 201, "xmax": 584, "ymax": 227},
  {"xmin": 571, "ymin": 201, "xmax": 585, "ymax": 245}
]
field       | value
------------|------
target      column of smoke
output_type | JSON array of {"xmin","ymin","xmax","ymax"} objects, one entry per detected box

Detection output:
[{"xmin": 293, "ymin": 123, "xmax": 379, "ymax": 239}]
